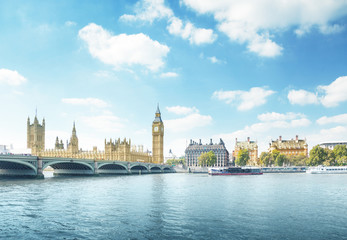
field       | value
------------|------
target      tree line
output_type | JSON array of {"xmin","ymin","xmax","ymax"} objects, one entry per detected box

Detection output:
[{"xmin": 257, "ymin": 144, "xmax": 347, "ymax": 167}]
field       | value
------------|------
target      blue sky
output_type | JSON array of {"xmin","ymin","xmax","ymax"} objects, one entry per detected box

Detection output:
[{"xmin": 1, "ymin": 0, "xmax": 347, "ymax": 157}]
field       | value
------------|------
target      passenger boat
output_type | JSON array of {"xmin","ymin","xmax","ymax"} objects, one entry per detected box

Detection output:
[
  {"xmin": 306, "ymin": 165, "xmax": 347, "ymax": 174},
  {"xmin": 208, "ymin": 167, "xmax": 263, "ymax": 175}
]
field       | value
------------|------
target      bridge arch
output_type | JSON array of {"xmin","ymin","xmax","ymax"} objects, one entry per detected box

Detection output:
[
  {"xmin": 98, "ymin": 162, "xmax": 127, "ymax": 170},
  {"xmin": 163, "ymin": 167, "xmax": 172, "ymax": 172},
  {"xmin": 43, "ymin": 160, "xmax": 94, "ymax": 175},
  {"xmin": 0, "ymin": 159, "xmax": 37, "ymax": 176},
  {"xmin": 130, "ymin": 164, "xmax": 149, "ymax": 174},
  {"xmin": 97, "ymin": 163, "xmax": 128, "ymax": 175}
]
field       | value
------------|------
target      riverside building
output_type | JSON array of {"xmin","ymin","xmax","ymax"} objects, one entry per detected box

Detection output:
[
  {"xmin": 269, "ymin": 135, "xmax": 308, "ymax": 157},
  {"xmin": 319, "ymin": 141, "xmax": 347, "ymax": 150},
  {"xmin": 26, "ymin": 106, "xmax": 164, "ymax": 164},
  {"xmin": 185, "ymin": 139, "xmax": 229, "ymax": 167},
  {"xmin": 233, "ymin": 137, "xmax": 258, "ymax": 165}
]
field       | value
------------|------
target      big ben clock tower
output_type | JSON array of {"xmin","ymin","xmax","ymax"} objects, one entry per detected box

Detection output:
[{"xmin": 152, "ymin": 104, "xmax": 164, "ymax": 164}]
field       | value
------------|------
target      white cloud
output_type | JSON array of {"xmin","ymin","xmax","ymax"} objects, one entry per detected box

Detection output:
[
  {"xmin": 317, "ymin": 114, "xmax": 347, "ymax": 125},
  {"xmin": 81, "ymin": 114, "xmax": 124, "ymax": 133},
  {"xmin": 213, "ymin": 87, "xmax": 275, "ymax": 111},
  {"xmin": 166, "ymin": 106, "xmax": 198, "ymax": 115},
  {"xmin": 288, "ymin": 89, "xmax": 319, "ymax": 105},
  {"xmin": 208, "ymin": 56, "xmax": 220, "ymax": 63},
  {"xmin": 120, "ymin": 0, "xmax": 173, "ymax": 23},
  {"xmin": 94, "ymin": 70, "xmax": 118, "ymax": 79},
  {"xmin": 166, "ymin": 113, "xmax": 212, "ymax": 132},
  {"xmin": 62, "ymin": 98, "xmax": 109, "ymax": 108},
  {"xmin": 78, "ymin": 23, "xmax": 170, "ymax": 71},
  {"xmin": 258, "ymin": 112, "xmax": 306, "ymax": 122},
  {"xmin": 0, "ymin": 69, "xmax": 27, "ymax": 86},
  {"xmin": 307, "ymin": 126, "xmax": 347, "ymax": 148},
  {"xmin": 160, "ymin": 72, "xmax": 178, "ymax": 78},
  {"xmin": 65, "ymin": 21, "xmax": 77, "ymax": 27},
  {"xmin": 288, "ymin": 76, "xmax": 347, "ymax": 107},
  {"xmin": 247, "ymin": 35, "xmax": 283, "ymax": 57},
  {"xmin": 181, "ymin": 0, "xmax": 347, "ymax": 57},
  {"xmin": 318, "ymin": 76, "xmax": 347, "ymax": 107},
  {"xmin": 167, "ymin": 17, "xmax": 217, "ymax": 45},
  {"xmin": 319, "ymin": 24, "xmax": 344, "ymax": 35}
]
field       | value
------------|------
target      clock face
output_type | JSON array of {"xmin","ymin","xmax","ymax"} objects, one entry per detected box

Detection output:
[{"xmin": 154, "ymin": 126, "xmax": 158, "ymax": 132}]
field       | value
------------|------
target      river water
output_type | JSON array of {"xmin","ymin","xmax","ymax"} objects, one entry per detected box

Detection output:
[{"xmin": 0, "ymin": 173, "xmax": 346, "ymax": 239}]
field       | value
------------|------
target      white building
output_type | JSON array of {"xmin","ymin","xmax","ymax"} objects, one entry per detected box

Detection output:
[
  {"xmin": 319, "ymin": 142, "xmax": 347, "ymax": 150},
  {"xmin": 0, "ymin": 145, "xmax": 10, "ymax": 154}
]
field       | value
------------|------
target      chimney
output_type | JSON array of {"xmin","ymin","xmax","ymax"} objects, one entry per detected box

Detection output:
[
  {"xmin": 296, "ymin": 135, "xmax": 298, "ymax": 141},
  {"xmin": 210, "ymin": 139, "xmax": 213, "ymax": 145},
  {"xmin": 247, "ymin": 137, "xmax": 250, "ymax": 143},
  {"xmin": 235, "ymin": 138, "xmax": 237, "ymax": 144},
  {"xmin": 279, "ymin": 136, "xmax": 282, "ymax": 141},
  {"xmin": 199, "ymin": 139, "xmax": 202, "ymax": 145}
]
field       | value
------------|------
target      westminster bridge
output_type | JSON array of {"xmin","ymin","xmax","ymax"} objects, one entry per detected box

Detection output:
[{"xmin": 0, "ymin": 154, "xmax": 174, "ymax": 178}]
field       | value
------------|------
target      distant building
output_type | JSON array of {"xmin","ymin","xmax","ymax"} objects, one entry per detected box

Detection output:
[
  {"xmin": 0, "ymin": 145, "xmax": 10, "ymax": 154},
  {"xmin": 269, "ymin": 135, "xmax": 308, "ymax": 157},
  {"xmin": 165, "ymin": 149, "xmax": 177, "ymax": 162},
  {"xmin": 233, "ymin": 137, "xmax": 258, "ymax": 165},
  {"xmin": 185, "ymin": 139, "xmax": 229, "ymax": 167},
  {"xmin": 319, "ymin": 142, "xmax": 347, "ymax": 150}
]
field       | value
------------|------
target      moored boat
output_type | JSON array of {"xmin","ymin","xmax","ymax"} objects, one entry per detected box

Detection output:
[
  {"xmin": 306, "ymin": 165, "xmax": 347, "ymax": 174},
  {"xmin": 208, "ymin": 167, "xmax": 263, "ymax": 175}
]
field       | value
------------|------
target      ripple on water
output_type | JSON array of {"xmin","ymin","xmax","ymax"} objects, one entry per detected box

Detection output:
[{"xmin": 0, "ymin": 173, "xmax": 347, "ymax": 239}]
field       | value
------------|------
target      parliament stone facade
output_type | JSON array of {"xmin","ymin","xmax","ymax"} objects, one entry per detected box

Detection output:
[{"xmin": 27, "ymin": 106, "xmax": 164, "ymax": 164}]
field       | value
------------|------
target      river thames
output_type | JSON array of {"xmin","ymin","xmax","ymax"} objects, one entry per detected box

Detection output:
[{"xmin": 1, "ymin": 173, "xmax": 346, "ymax": 239}]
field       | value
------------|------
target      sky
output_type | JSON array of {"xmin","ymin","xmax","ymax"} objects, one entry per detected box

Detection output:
[{"xmin": 0, "ymin": 0, "xmax": 347, "ymax": 157}]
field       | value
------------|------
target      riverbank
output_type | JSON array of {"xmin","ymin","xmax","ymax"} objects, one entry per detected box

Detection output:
[{"xmin": 173, "ymin": 165, "xmax": 307, "ymax": 173}]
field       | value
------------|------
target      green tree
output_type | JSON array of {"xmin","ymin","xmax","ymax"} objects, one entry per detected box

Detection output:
[
  {"xmin": 198, "ymin": 151, "xmax": 216, "ymax": 167},
  {"xmin": 260, "ymin": 152, "xmax": 270, "ymax": 166},
  {"xmin": 166, "ymin": 158, "xmax": 186, "ymax": 166},
  {"xmin": 271, "ymin": 150, "xmax": 280, "ymax": 161},
  {"xmin": 333, "ymin": 145, "xmax": 347, "ymax": 163},
  {"xmin": 275, "ymin": 154, "xmax": 288, "ymax": 166},
  {"xmin": 308, "ymin": 145, "xmax": 327, "ymax": 166},
  {"xmin": 323, "ymin": 148, "xmax": 335, "ymax": 166},
  {"xmin": 235, "ymin": 149, "xmax": 249, "ymax": 166},
  {"xmin": 287, "ymin": 155, "xmax": 308, "ymax": 166},
  {"xmin": 337, "ymin": 156, "xmax": 347, "ymax": 166}
]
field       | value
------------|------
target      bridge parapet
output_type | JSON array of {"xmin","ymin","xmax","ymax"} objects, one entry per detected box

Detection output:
[{"xmin": 0, "ymin": 155, "xmax": 174, "ymax": 177}]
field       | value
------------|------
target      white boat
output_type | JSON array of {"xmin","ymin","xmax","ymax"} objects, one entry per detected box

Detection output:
[{"xmin": 306, "ymin": 165, "xmax": 347, "ymax": 174}]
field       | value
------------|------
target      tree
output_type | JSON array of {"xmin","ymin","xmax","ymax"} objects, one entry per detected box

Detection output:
[
  {"xmin": 337, "ymin": 156, "xmax": 347, "ymax": 166},
  {"xmin": 308, "ymin": 145, "xmax": 327, "ymax": 166},
  {"xmin": 166, "ymin": 158, "xmax": 186, "ymax": 166},
  {"xmin": 333, "ymin": 145, "xmax": 347, "ymax": 163},
  {"xmin": 198, "ymin": 151, "xmax": 216, "ymax": 167},
  {"xmin": 272, "ymin": 150, "xmax": 280, "ymax": 161},
  {"xmin": 260, "ymin": 152, "xmax": 270, "ymax": 166},
  {"xmin": 323, "ymin": 148, "xmax": 335, "ymax": 166},
  {"xmin": 235, "ymin": 149, "xmax": 249, "ymax": 166},
  {"xmin": 287, "ymin": 155, "xmax": 308, "ymax": 166},
  {"xmin": 275, "ymin": 154, "xmax": 287, "ymax": 166}
]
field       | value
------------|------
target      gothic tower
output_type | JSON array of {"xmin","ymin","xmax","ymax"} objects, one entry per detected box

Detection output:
[
  {"xmin": 152, "ymin": 104, "xmax": 164, "ymax": 164},
  {"xmin": 27, "ymin": 115, "xmax": 45, "ymax": 155},
  {"xmin": 68, "ymin": 122, "xmax": 79, "ymax": 154}
]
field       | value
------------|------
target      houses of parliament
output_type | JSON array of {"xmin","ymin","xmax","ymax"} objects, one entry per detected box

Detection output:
[{"xmin": 27, "ymin": 106, "xmax": 164, "ymax": 164}]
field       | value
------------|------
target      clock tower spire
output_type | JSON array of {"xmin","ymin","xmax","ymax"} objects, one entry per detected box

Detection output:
[{"xmin": 152, "ymin": 104, "xmax": 164, "ymax": 164}]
